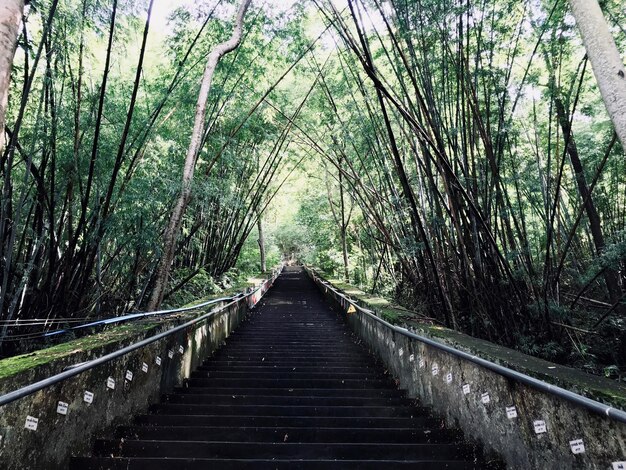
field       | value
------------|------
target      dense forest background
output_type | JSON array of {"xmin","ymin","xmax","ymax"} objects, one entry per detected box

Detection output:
[{"xmin": 0, "ymin": 0, "xmax": 625, "ymax": 381}]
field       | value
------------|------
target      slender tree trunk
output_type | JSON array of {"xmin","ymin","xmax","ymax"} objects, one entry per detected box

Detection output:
[
  {"xmin": 554, "ymin": 96, "xmax": 623, "ymax": 309},
  {"xmin": 257, "ymin": 213, "xmax": 266, "ymax": 272},
  {"xmin": 0, "ymin": 0, "xmax": 24, "ymax": 156},
  {"xmin": 339, "ymin": 167, "xmax": 349, "ymax": 282},
  {"xmin": 568, "ymin": 0, "xmax": 626, "ymax": 151},
  {"xmin": 147, "ymin": 0, "xmax": 252, "ymax": 310}
]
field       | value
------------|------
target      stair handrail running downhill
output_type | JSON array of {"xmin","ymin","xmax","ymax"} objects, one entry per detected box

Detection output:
[
  {"xmin": 0, "ymin": 267, "xmax": 282, "ymax": 408},
  {"xmin": 305, "ymin": 266, "xmax": 626, "ymax": 425}
]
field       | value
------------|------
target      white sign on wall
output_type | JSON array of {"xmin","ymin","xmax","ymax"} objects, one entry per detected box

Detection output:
[
  {"xmin": 56, "ymin": 401, "xmax": 69, "ymax": 416},
  {"xmin": 506, "ymin": 406, "xmax": 517, "ymax": 419},
  {"xmin": 24, "ymin": 416, "xmax": 38, "ymax": 431},
  {"xmin": 569, "ymin": 439, "xmax": 585, "ymax": 454}
]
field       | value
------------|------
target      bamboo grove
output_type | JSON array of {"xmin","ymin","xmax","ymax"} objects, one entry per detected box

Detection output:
[
  {"xmin": 289, "ymin": 0, "xmax": 626, "ymax": 374},
  {"xmin": 0, "ymin": 0, "xmax": 625, "ymax": 377},
  {"xmin": 0, "ymin": 0, "xmax": 310, "ymax": 352}
]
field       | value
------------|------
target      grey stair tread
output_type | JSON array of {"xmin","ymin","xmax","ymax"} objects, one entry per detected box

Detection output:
[
  {"xmin": 94, "ymin": 439, "xmax": 477, "ymax": 459},
  {"xmin": 116, "ymin": 425, "xmax": 461, "ymax": 443},
  {"xmin": 70, "ymin": 457, "xmax": 482, "ymax": 470}
]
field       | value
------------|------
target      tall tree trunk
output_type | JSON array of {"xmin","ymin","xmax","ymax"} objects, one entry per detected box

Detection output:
[
  {"xmin": 339, "ymin": 166, "xmax": 349, "ymax": 282},
  {"xmin": 257, "ymin": 213, "xmax": 266, "ymax": 272},
  {"xmin": 0, "ymin": 0, "xmax": 24, "ymax": 156},
  {"xmin": 554, "ymin": 96, "xmax": 623, "ymax": 307},
  {"xmin": 568, "ymin": 0, "xmax": 626, "ymax": 151},
  {"xmin": 147, "ymin": 0, "xmax": 252, "ymax": 310}
]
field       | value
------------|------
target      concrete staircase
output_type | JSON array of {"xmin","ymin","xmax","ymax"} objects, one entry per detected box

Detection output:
[{"xmin": 71, "ymin": 268, "xmax": 487, "ymax": 469}]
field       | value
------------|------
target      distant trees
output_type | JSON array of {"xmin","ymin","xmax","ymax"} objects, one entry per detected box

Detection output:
[
  {"xmin": 0, "ymin": 0, "xmax": 624, "ymax": 378},
  {"xmin": 293, "ymin": 0, "xmax": 626, "ymax": 373},
  {"xmin": 0, "ymin": 0, "xmax": 308, "ymax": 353}
]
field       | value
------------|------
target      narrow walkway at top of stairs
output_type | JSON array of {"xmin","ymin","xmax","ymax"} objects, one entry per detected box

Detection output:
[{"xmin": 71, "ymin": 266, "xmax": 489, "ymax": 469}]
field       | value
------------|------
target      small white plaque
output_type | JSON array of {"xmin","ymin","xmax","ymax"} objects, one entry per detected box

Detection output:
[
  {"xmin": 506, "ymin": 406, "xmax": 517, "ymax": 419},
  {"xmin": 24, "ymin": 416, "xmax": 38, "ymax": 431},
  {"xmin": 83, "ymin": 391, "xmax": 94, "ymax": 404},
  {"xmin": 168, "ymin": 350, "xmax": 174, "ymax": 359},
  {"xmin": 569, "ymin": 439, "xmax": 585, "ymax": 454},
  {"xmin": 533, "ymin": 420, "xmax": 547, "ymax": 434},
  {"xmin": 445, "ymin": 373, "xmax": 453, "ymax": 384},
  {"xmin": 141, "ymin": 362, "xmax": 149, "ymax": 373},
  {"xmin": 409, "ymin": 354, "xmax": 415, "ymax": 362},
  {"xmin": 178, "ymin": 345, "xmax": 184, "ymax": 354},
  {"xmin": 398, "ymin": 348, "xmax": 404, "ymax": 357},
  {"xmin": 613, "ymin": 462, "xmax": 626, "ymax": 470},
  {"xmin": 431, "ymin": 365, "xmax": 439, "ymax": 376},
  {"xmin": 462, "ymin": 384, "xmax": 471, "ymax": 395},
  {"xmin": 155, "ymin": 356, "xmax": 162, "ymax": 366},
  {"xmin": 56, "ymin": 401, "xmax": 69, "ymax": 416},
  {"xmin": 419, "ymin": 358, "xmax": 425, "ymax": 368},
  {"xmin": 125, "ymin": 370, "xmax": 133, "ymax": 381},
  {"xmin": 481, "ymin": 393, "xmax": 490, "ymax": 404},
  {"xmin": 106, "ymin": 377, "xmax": 116, "ymax": 390}
]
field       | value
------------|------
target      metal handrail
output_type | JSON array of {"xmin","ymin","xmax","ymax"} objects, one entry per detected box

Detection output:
[
  {"xmin": 305, "ymin": 266, "xmax": 626, "ymax": 425},
  {"xmin": 43, "ymin": 295, "xmax": 239, "ymax": 337},
  {"xmin": 0, "ymin": 268, "xmax": 281, "ymax": 408}
]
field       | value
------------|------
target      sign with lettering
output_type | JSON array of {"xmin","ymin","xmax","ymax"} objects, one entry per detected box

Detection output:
[
  {"xmin": 83, "ymin": 391, "xmax": 94, "ymax": 404},
  {"xmin": 445, "ymin": 373, "xmax": 453, "ymax": 384},
  {"xmin": 481, "ymin": 393, "xmax": 490, "ymax": 404},
  {"xmin": 409, "ymin": 354, "xmax": 415, "ymax": 362},
  {"xmin": 533, "ymin": 420, "xmax": 547, "ymax": 434},
  {"xmin": 106, "ymin": 377, "xmax": 115, "ymax": 389},
  {"xmin": 178, "ymin": 345, "xmax": 184, "ymax": 354},
  {"xmin": 125, "ymin": 370, "xmax": 133, "ymax": 382},
  {"xmin": 24, "ymin": 416, "xmax": 38, "ymax": 431},
  {"xmin": 431, "ymin": 365, "xmax": 439, "ymax": 376},
  {"xmin": 569, "ymin": 439, "xmax": 585, "ymax": 454},
  {"xmin": 462, "ymin": 384, "xmax": 471, "ymax": 395},
  {"xmin": 56, "ymin": 401, "xmax": 69, "ymax": 416},
  {"xmin": 506, "ymin": 406, "xmax": 517, "ymax": 419},
  {"xmin": 141, "ymin": 362, "xmax": 149, "ymax": 373},
  {"xmin": 168, "ymin": 350, "xmax": 174, "ymax": 359},
  {"xmin": 155, "ymin": 356, "xmax": 162, "ymax": 366}
]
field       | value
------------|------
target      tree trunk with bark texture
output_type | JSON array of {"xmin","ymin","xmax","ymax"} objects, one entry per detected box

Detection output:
[
  {"xmin": 339, "ymin": 168, "xmax": 349, "ymax": 282},
  {"xmin": 257, "ymin": 214, "xmax": 266, "ymax": 272},
  {"xmin": 568, "ymin": 0, "xmax": 626, "ymax": 152},
  {"xmin": 554, "ymin": 96, "xmax": 623, "ymax": 309},
  {"xmin": 0, "ymin": 0, "xmax": 24, "ymax": 156},
  {"xmin": 147, "ymin": 0, "xmax": 252, "ymax": 311}
]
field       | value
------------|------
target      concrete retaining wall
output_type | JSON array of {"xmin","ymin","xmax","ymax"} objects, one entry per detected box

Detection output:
[
  {"xmin": 0, "ymin": 275, "xmax": 276, "ymax": 470},
  {"xmin": 306, "ymin": 268, "xmax": 626, "ymax": 470}
]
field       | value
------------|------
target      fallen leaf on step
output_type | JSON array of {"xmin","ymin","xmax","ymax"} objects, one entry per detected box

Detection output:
[{"xmin": 283, "ymin": 434, "xmax": 289, "ymax": 442}]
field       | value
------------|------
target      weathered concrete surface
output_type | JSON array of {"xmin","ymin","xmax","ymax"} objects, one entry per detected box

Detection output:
[
  {"xmin": 0, "ymin": 275, "xmax": 276, "ymax": 470},
  {"xmin": 307, "ymin": 268, "xmax": 626, "ymax": 470}
]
